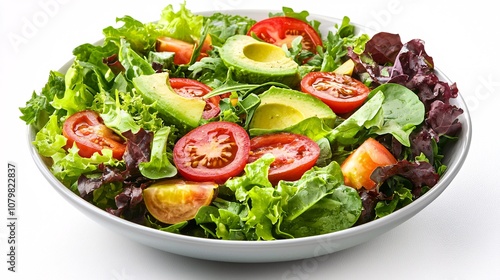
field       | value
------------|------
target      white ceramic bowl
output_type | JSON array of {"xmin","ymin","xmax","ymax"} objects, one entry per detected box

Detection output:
[{"xmin": 28, "ymin": 10, "xmax": 472, "ymax": 263}]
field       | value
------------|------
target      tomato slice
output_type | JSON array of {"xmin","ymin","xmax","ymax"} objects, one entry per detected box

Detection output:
[
  {"xmin": 247, "ymin": 17, "xmax": 323, "ymax": 53},
  {"xmin": 248, "ymin": 133, "xmax": 320, "ymax": 185},
  {"xmin": 169, "ymin": 78, "xmax": 221, "ymax": 119},
  {"xmin": 300, "ymin": 72, "xmax": 370, "ymax": 114},
  {"xmin": 173, "ymin": 122, "xmax": 250, "ymax": 184},
  {"xmin": 62, "ymin": 110, "xmax": 126, "ymax": 159},
  {"xmin": 155, "ymin": 36, "xmax": 212, "ymax": 65},
  {"xmin": 341, "ymin": 138, "xmax": 398, "ymax": 190},
  {"xmin": 143, "ymin": 179, "xmax": 217, "ymax": 224}
]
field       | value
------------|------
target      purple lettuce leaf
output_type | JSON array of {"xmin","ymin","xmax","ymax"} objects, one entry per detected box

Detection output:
[
  {"xmin": 354, "ymin": 190, "xmax": 380, "ymax": 226},
  {"xmin": 426, "ymin": 100, "xmax": 463, "ymax": 138},
  {"xmin": 371, "ymin": 160, "xmax": 440, "ymax": 196},
  {"xmin": 77, "ymin": 128, "xmax": 155, "ymax": 219},
  {"xmin": 364, "ymin": 32, "xmax": 403, "ymax": 64}
]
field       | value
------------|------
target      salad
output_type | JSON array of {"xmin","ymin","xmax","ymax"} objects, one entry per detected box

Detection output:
[{"xmin": 20, "ymin": 3, "xmax": 463, "ymax": 240}]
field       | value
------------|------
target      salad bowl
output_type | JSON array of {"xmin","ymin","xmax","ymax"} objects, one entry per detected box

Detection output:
[{"xmin": 27, "ymin": 9, "xmax": 472, "ymax": 262}]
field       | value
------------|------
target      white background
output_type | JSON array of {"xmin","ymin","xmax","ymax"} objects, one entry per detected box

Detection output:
[{"xmin": 1, "ymin": 0, "xmax": 499, "ymax": 279}]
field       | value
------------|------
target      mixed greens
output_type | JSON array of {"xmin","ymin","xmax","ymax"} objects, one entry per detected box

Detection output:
[{"xmin": 20, "ymin": 3, "xmax": 463, "ymax": 240}]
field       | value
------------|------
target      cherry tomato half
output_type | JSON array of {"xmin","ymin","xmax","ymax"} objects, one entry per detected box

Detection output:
[
  {"xmin": 247, "ymin": 17, "xmax": 323, "ymax": 53},
  {"xmin": 143, "ymin": 179, "xmax": 217, "ymax": 224},
  {"xmin": 301, "ymin": 72, "xmax": 370, "ymax": 114},
  {"xmin": 173, "ymin": 121, "xmax": 250, "ymax": 184},
  {"xmin": 155, "ymin": 36, "xmax": 212, "ymax": 65},
  {"xmin": 62, "ymin": 110, "xmax": 126, "ymax": 159},
  {"xmin": 341, "ymin": 138, "xmax": 398, "ymax": 190},
  {"xmin": 248, "ymin": 133, "xmax": 320, "ymax": 185},
  {"xmin": 169, "ymin": 78, "xmax": 221, "ymax": 119}
]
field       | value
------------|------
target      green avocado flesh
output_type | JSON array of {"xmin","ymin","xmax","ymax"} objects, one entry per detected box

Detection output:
[
  {"xmin": 249, "ymin": 86, "xmax": 336, "ymax": 130},
  {"xmin": 132, "ymin": 72, "xmax": 205, "ymax": 132},
  {"xmin": 219, "ymin": 35, "xmax": 300, "ymax": 87}
]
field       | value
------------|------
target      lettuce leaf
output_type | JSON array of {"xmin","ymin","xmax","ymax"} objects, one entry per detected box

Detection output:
[
  {"xmin": 328, "ymin": 83, "xmax": 425, "ymax": 147},
  {"xmin": 139, "ymin": 126, "xmax": 177, "ymax": 179},
  {"xmin": 32, "ymin": 114, "xmax": 67, "ymax": 158},
  {"xmin": 102, "ymin": 15, "xmax": 159, "ymax": 55},
  {"xmin": 277, "ymin": 161, "xmax": 361, "ymax": 238},
  {"xmin": 51, "ymin": 62, "xmax": 95, "ymax": 116},
  {"xmin": 157, "ymin": 1, "xmax": 204, "ymax": 43},
  {"xmin": 368, "ymin": 83, "xmax": 425, "ymax": 146},
  {"xmin": 196, "ymin": 155, "xmax": 361, "ymax": 240},
  {"xmin": 204, "ymin": 12, "xmax": 256, "ymax": 47},
  {"xmin": 19, "ymin": 71, "xmax": 64, "ymax": 129}
]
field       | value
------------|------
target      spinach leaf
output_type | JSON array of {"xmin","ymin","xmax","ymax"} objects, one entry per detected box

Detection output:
[
  {"xmin": 277, "ymin": 161, "xmax": 361, "ymax": 238},
  {"xmin": 279, "ymin": 185, "xmax": 361, "ymax": 237},
  {"xmin": 369, "ymin": 83, "xmax": 425, "ymax": 147},
  {"xmin": 20, "ymin": 71, "xmax": 64, "ymax": 129},
  {"xmin": 328, "ymin": 83, "xmax": 425, "ymax": 147}
]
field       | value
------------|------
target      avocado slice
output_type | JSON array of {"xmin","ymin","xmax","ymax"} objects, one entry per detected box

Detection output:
[
  {"xmin": 220, "ymin": 35, "xmax": 300, "ymax": 87},
  {"xmin": 132, "ymin": 72, "xmax": 205, "ymax": 133},
  {"xmin": 249, "ymin": 86, "xmax": 336, "ymax": 133}
]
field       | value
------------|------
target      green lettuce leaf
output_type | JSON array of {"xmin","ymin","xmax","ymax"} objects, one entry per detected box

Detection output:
[
  {"xmin": 139, "ymin": 126, "xmax": 177, "ymax": 179},
  {"xmin": 276, "ymin": 161, "xmax": 361, "ymax": 238},
  {"xmin": 51, "ymin": 61, "xmax": 95, "ymax": 116},
  {"xmin": 91, "ymin": 78, "xmax": 166, "ymax": 133},
  {"xmin": 368, "ymin": 83, "xmax": 425, "ymax": 146},
  {"xmin": 73, "ymin": 42, "xmax": 119, "ymax": 83},
  {"xmin": 328, "ymin": 83, "xmax": 425, "ymax": 147},
  {"xmin": 157, "ymin": 1, "xmax": 204, "ymax": 43},
  {"xmin": 225, "ymin": 153, "xmax": 274, "ymax": 201},
  {"xmin": 118, "ymin": 38, "xmax": 155, "ymax": 81},
  {"xmin": 97, "ymin": 89, "xmax": 141, "ymax": 134},
  {"xmin": 102, "ymin": 15, "xmax": 159, "ymax": 55},
  {"xmin": 204, "ymin": 12, "xmax": 256, "ymax": 46},
  {"xmin": 19, "ymin": 71, "xmax": 64, "ymax": 129},
  {"xmin": 278, "ymin": 185, "xmax": 361, "ymax": 237},
  {"xmin": 32, "ymin": 114, "xmax": 67, "ymax": 158},
  {"xmin": 196, "ymin": 156, "xmax": 362, "ymax": 240},
  {"xmin": 328, "ymin": 90, "xmax": 385, "ymax": 145}
]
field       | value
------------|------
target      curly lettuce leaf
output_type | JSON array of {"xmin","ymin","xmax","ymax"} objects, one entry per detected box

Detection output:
[
  {"xmin": 97, "ymin": 90, "xmax": 141, "ymax": 134},
  {"xmin": 54, "ymin": 147, "xmax": 121, "ymax": 188},
  {"xmin": 225, "ymin": 154, "xmax": 274, "ymax": 201},
  {"xmin": 19, "ymin": 71, "xmax": 65, "ymax": 129},
  {"xmin": 32, "ymin": 114, "xmax": 67, "ymax": 158},
  {"xmin": 118, "ymin": 38, "xmax": 155, "ymax": 81},
  {"xmin": 73, "ymin": 42, "xmax": 119, "ymax": 82},
  {"xmin": 102, "ymin": 15, "xmax": 159, "ymax": 55},
  {"xmin": 51, "ymin": 61, "xmax": 95, "ymax": 116},
  {"xmin": 91, "ymin": 79, "xmax": 165, "ymax": 134},
  {"xmin": 157, "ymin": 1, "xmax": 204, "ymax": 43}
]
